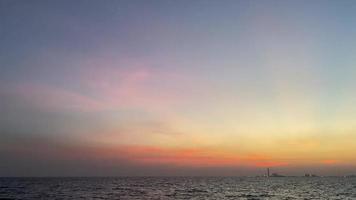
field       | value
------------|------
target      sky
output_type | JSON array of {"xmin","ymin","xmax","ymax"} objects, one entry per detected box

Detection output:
[{"xmin": 1, "ymin": 0, "xmax": 356, "ymax": 176}]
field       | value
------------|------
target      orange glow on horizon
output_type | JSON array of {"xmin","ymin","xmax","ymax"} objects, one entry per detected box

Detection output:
[{"xmin": 91, "ymin": 145, "xmax": 289, "ymax": 168}]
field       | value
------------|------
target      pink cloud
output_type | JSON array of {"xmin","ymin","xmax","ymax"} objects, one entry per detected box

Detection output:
[
  {"xmin": 11, "ymin": 84, "xmax": 106, "ymax": 112},
  {"xmin": 2, "ymin": 57, "xmax": 208, "ymax": 115},
  {"xmin": 80, "ymin": 63, "xmax": 197, "ymax": 112}
]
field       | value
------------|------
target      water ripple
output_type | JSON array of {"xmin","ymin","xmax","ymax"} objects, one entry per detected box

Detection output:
[{"xmin": 1, "ymin": 177, "xmax": 356, "ymax": 199}]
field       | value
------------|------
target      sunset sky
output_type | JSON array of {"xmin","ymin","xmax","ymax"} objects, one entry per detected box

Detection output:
[{"xmin": 1, "ymin": 0, "xmax": 356, "ymax": 176}]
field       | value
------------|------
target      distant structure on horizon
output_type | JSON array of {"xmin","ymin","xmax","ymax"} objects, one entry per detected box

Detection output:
[
  {"xmin": 266, "ymin": 168, "xmax": 285, "ymax": 177},
  {"xmin": 270, "ymin": 173, "xmax": 285, "ymax": 177},
  {"xmin": 305, "ymin": 173, "xmax": 319, "ymax": 177}
]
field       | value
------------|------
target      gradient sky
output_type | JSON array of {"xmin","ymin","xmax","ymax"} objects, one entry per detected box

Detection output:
[{"xmin": 1, "ymin": 0, "xmax": 356, "ymax": 176}]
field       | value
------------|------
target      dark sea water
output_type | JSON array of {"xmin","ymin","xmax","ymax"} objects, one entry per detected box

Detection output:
[{"xmin": 1, "ymin": 177, "xmax": 356, "ymax": 199}]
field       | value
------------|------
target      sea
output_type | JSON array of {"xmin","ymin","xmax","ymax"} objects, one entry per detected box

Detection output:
[{"xmin": 1, "ymin": 177, "xmax": 356, "ymax": 199}]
